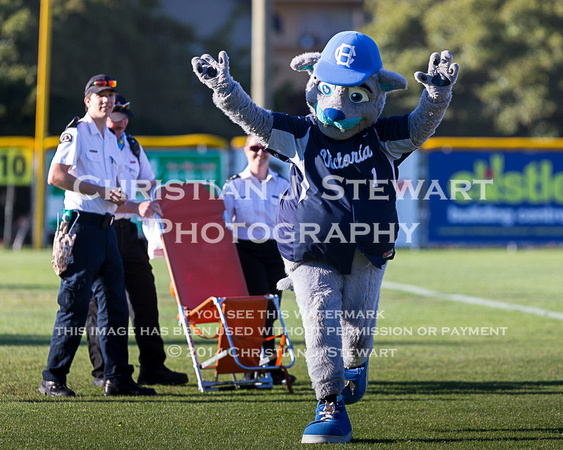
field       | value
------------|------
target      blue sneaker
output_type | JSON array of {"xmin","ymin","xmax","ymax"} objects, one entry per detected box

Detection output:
[
  {"xmin": 301, "ymin": 399, "xmax": 352, "ymax": 444},
  {"xmin": 341, "ymin": 361, "xmax": 369, "ymax": 405}
]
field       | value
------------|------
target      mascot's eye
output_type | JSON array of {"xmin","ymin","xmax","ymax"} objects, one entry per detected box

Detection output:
[
  {"xmin": 348, "ymin": 87, "xmax": 369, "ymax": 103},
  {"xmin": 318, "ymin": 82, "xmax": 334, "ymax": 96}
]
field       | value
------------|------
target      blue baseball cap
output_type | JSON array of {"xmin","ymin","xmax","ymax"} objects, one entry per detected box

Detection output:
[{"xmin": 314, "ymin": 31, "xmax": 383, "ymax": 86}]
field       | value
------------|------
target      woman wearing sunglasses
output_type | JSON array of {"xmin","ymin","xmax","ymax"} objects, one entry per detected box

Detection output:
[{"xmin": 223, "ymin": 134, "xmax": 296, "ymax": 386}]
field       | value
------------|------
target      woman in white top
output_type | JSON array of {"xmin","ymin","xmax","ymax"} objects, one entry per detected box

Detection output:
[{"xmin": 223, "ymin": 135, "xmax": 294, "ymax": 385}]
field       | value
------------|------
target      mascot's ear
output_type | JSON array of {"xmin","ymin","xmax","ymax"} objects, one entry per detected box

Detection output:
[
  {"xmin": 290, "ymin": 52, "xmax": 321, "ymax": 75},
  {"xmin": 377, "ymin": 69, "xmax": 408, "ymax": 92}
]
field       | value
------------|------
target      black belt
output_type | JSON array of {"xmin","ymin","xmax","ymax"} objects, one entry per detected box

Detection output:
[
  {"xmin": 113, "ymin": 218, "xmax": 132, "ymax": 228},
  {"xmin": 71, "ymin": 211, "xmax": 114, "ymax": 229}
]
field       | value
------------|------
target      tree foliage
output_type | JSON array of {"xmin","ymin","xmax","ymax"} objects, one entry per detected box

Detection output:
[
  {"xmin": 0, "ymin": 0, "xmax": 250, "ymax": 138},
  {"xmin": 363, "ymin": 0, "xmax": 563, "ymax": 137},
  {"xmin": 0, "ymin": 0, "xmax": 39, "ymax": 135}
]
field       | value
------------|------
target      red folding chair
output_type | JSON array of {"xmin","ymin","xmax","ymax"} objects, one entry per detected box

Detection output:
[{"xmin": 153, "ymin": 182, "xmax": 295, "ymax": 392}]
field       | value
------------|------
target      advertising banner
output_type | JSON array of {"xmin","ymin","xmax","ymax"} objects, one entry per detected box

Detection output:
[{"xmin": 426, "ymin": 149, "xmax": 563, "ymax": 244}]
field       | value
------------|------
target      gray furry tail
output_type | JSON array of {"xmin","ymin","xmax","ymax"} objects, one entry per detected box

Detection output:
[{"xmin": 276, "ymin": 276, "xmax": 294, "ymax": 291}]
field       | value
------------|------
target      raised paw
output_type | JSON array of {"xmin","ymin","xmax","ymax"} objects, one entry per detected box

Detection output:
[
  {"xmin": 191, "ymin": 51, "xmax": 233, "ymax": 93},
  {"xmin": 414, "ymin": 50, "xmax": 459, "ymax": 101}
]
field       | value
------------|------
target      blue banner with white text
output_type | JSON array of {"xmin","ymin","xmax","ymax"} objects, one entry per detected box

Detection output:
[{"xmin": 426, "ymin": 150, "xmax": 563, "ymax": 244}]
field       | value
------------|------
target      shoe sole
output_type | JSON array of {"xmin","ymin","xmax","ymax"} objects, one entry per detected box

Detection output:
[
  {"xmin": 38, "ymin": 386, "xmax": 75, "ymax": 397},
  {"xmin": 301, "ymin": 431, "xmax": 353, "ymax": 444}
]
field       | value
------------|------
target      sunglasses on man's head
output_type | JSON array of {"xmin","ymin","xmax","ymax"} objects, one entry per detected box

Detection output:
[
  {"xmin": 115, "ymin": 101, "xmax": 130, "ymax": 110},
  {"xmin": 249, "ymin": 145, "xmax": 265, "ymax": 152},
  {"xmin": 90, "ymin": 79, "xmax": 117, "ymax": 88}
]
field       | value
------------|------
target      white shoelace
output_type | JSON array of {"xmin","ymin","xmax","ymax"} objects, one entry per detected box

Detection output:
[{"xmin": 320, "ymin": 402, "xmax": 337, "ymax": 421}]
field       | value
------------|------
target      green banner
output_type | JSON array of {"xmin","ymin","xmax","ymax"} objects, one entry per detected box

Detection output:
[{"xmin": 147, "ymin": 149, "xmax": 225, "ymax": 186}]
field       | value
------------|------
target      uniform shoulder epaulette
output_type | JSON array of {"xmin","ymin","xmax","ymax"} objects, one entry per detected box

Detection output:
[
  {"xmin": 60, "ymin": 117, "xmax": 81, "ymax": 144},
  {"xmin": 65, "ymin": 116, "xmax": 81, "ymax": 129},
  {"xmin": 222, "ymin": 173, "xmax": 240, "ymax": 191},
  {"xmin": 125, "ymin": 134, "xmax": 141, "ymax": 161}
]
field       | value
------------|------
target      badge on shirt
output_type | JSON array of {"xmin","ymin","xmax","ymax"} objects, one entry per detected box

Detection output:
[{"xmin": 60, "ymin": 132, "xmax": 73, "ymax": 143}]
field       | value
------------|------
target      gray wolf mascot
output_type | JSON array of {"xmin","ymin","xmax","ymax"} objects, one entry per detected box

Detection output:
[{"xmin": 192, "ymin": 31, "xmax": 458, "ymax": 444}]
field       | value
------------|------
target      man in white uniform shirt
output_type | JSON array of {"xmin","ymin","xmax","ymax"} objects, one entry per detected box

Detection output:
[
  {"xmin": 41, "ymin": 75, "xmax": 156, "ymax": 397},
  {"xmin": 223, "ymin": 134, "xmax": 295, "ymax": 385},
  {"xmin": 86, "ymin": 94, "xmax": 188, "ymax": 387}
]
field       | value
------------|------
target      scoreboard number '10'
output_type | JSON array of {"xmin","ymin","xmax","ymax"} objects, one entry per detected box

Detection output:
[{"xmin": 0, "ymin": 148, "xmax": 33, "ymax": 186}]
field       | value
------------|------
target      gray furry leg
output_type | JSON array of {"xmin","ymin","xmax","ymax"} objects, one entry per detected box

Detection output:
[
  {"xmin": 284, "ymin": 258, "xmax": 345, "ymax": 400},
  {"xmin": 341, "ymin": 249, "xmax": 386, "ymax": 369}
]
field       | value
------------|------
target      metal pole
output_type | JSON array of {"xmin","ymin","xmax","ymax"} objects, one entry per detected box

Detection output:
[
  {"xmin": 33, "ymin": 0, "xmax": 53, "ymax": 249},
  {"xmin": 251, "ymin": 0, "xmax": 272, "ymax": 109},
  {"xmin": 3, "ymin": 183, "xmax": 14, "ymax": 247}
]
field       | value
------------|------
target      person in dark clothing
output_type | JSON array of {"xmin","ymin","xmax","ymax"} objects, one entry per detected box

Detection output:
[
  {"xmin": 223, "ymin": 134, "xmax": 295, "ymax": 385},
  {"xmin": 85, "ymin": 94, "xmax": 188, "ymax": 387}
]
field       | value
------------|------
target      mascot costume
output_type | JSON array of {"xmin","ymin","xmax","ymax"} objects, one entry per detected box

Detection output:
[{"xmin": 192, "ymin": 31, "xmax": 458, "ymax": 444}]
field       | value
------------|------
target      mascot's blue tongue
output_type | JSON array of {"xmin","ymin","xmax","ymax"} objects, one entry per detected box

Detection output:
[{"xmin": 316, "ymin": 104, "xmax": 362, "ymax": 132}]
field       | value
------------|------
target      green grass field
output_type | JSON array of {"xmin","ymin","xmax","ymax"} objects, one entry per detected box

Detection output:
[{"xmin": 0, "ymin": 248, "xmax": 561, "ymax": 448}]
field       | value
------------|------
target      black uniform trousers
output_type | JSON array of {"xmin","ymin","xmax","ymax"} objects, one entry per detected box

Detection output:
[
  {"xmin": 235, "ymin": 238, "xmax": 286, "ymax": 361},
  {"xmin": 86, "ymin": 219, "xmax": 166, "ymax": 378},
  {"xmin": 43, "ymin": 214, "xmax": 133, "ymax": 383}
]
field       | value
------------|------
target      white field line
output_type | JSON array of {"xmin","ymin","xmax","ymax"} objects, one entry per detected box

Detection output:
[{"xmin": 382, "ymin": 281, "xmax": 563, "ymax": 321}]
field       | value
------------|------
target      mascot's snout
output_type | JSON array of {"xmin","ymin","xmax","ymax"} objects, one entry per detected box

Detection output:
[{"xmin": 324, "ymin": 108, "xmax": 345, "ymax": 122}]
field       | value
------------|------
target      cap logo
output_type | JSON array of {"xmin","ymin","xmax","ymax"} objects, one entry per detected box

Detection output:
[{"xmin": 334, "ymin": 43, "xmax": 356, "ymax": 68}]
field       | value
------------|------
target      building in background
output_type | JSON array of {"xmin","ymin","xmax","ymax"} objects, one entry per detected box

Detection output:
[
  {"xmin": 159, "ymin": 0, "xmax": 368, "ymax": 115},
  {"xmin": 271, "ymin": 0, "xmax": 367, "ymax": 115},
  {"xmin": 161, "ymin": 0, "xmax": 370, "ymax": 183}
]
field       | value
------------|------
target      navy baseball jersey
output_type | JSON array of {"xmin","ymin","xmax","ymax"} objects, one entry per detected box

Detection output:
[{"xmin": 267, "ymin": 112, "xmax": 416, "ymax": 274}]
